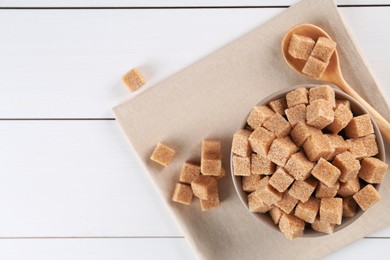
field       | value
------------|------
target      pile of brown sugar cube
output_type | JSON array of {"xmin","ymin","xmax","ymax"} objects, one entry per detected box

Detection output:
[
  {"xmin": 232, "ymin": 85, "xmax": 388, "ymax": 239},
  {"xmin": 288, "ymin": 34, "xmax": 337, "ymax": 79}
]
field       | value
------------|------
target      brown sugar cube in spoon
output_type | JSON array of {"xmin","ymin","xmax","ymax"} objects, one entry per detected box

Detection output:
[
  {"xmin": 338, "ymin": 177, "xmax": 360, "ymax": 197},
  {"xmin": 333, "ymin": 151, "xmax": 361, "ymax": 183},
  {"xmin": 200, "ymin": 188, "xmax": 220, "ymax": 211},
  {"xmin": 306, "ymin": 99, "xmax": 334, "ymax": 129},
  {"xmin": 122, "ymin": 68, "xmax": 146, "ymax": 92},
  {"xmin": 275, "ymin": 192, "xmax": 299, "ymax": 214},
  {"xmin": 343, "ymin": 196, "xmax": 358, "ymax": 218},
  {"xmin": 248, "ymin": 190, "xmax": 272, "ymax": 213},
  {"xmin": 248, "ymin": 127, "xmax": 275, "ymax": 156},
  {"xmin": 311, "ymin": 37, "xmax": 337, "ymax": 62},
  {"xmin": 361, "ymin": 134, "xmax": 379, "ymax": 157},
  {"xmin": 201, "ymin": 140, "xmax": 221, "ymax": 176},
  {"xmin": 285, "ymin": 104, "xmax": 307, "ymax": 127},
  {"xmin": 270, "ymin": 206, "xmax": 284, "ymax": 224},
  {"xmin": 269, "ymin": 98, "xmax": 288, "ymax": 116},
  {"xmin": 191, "ymin": 176, "xmax": 217, "ymax": 200},
  {"xmin": 288, "ymin": 34, "xmax": 315, "ymax": 60},
  {"xmin": 308, "ymin": 85, "xmax": 336, "ymax": 107},
  {"xmin": 269, "ymin": 167, "xmax": 294, "ymax": 193},
  {"xmin": 311, "ymin": 217, "xmax": 335, "ymax": 234},
  {"xmin": 288, "ymin": 177, "xmax": 318, "ymax": 203},
  {"xmin": 325, "ymin": 134, "xmax": 348, "ymax": 160},
  {"xmin": 179, "ymin": 162, "xmax": 200, "ymax": 184},
  {"xmin": 268, "ymin": 137, "xmax": 299, "ymax": 167},
  {"xmin": 302, "ymin": 56, "xmax": 328, "ymax": 79},
  {"xmin": 358, "ymin": 157, "xmax": 388, "ymax": 184},
  {"xmin": 172, "ymin": 183, "xmax": 193, "ymax": 205},
  {"xmin": 251, "ymin": 154, "xmax": 275, "ymax": 175},
  {"xmin": 232, "ymin": 155, "xmax": 250, "ymax": 176},
  {"xmin": 232, "ymin": 129, "xmax": 252, "ymax": 157},
  {"xmin": 286, "ymin": 87, "xmax": 309, "ymax": 108},
  {"xmin": 312, "ymin": 158, "xmax": 341, "ymax": 187},
  {"xmin": 247, "ymin": 105, "xmax": 275, "ymax": 129},
  {"xmin": 320, "ymin": 198, "xmax": 343, "ymax": 225},
  {"xmin": 294, "ymin": 197, "xmax": 320, "ymax": 224},
  {"xmin": 242, "ymin": 174, "xmax": 262, "ymax": 192},
  {"xmin": 290, "ymin": 121, "xmax": 322, "ymax": 147},
  {"xmin": 353, "ymin": 184, "xmax": 381, "ymax": 211},
  {"xmin": 315, "ymin": 181, "xmax": 340, "ymax": 199},
  {"xmin": 303, "ymin": 134, "xmax": 333, "ymax": 162},
  {"xmin": 345, "ymin": 114, "xmax": 374, "ymax": 139},
  {"xmin": 150, "ymin": 143, "xmax": 175, "ymax": 166},
  {"xmin": 278, "ymin": 213, "xmax": 305, "ymax": 240},
  {"xmin": 327, "ymin": 104, "xmax": 353, "ymax": 134},
  {"xmin": 263, "ymin": 113, "xmax": 292, "ymax": 138},
  {"xmin": 285, "ymin": 152, "xmax": 315, "ymax": 181}
]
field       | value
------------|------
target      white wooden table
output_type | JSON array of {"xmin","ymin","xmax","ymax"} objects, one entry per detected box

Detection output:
[{"xmin": 1, "ymin": 0, "xmax": 390, "ymax": 259}]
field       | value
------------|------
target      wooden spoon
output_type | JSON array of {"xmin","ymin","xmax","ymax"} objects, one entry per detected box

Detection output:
[{"xmin": 282, "ymin": 23, "xmax": 390, "ymax": 143}]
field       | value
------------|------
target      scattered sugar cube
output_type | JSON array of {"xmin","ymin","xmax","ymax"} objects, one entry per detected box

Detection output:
[
  {"xmin": 200, "ymin": 188, "xmax": 220, "ymax": 211},
  {"xmin": 150, "ymin": 143, "xmax": 175, "ymax": 166},
  {"xmin": 270, "ymin": 206, "xmax": 284, "ymax": 224},
  {"xmin": 122, "ymin": 68, "xmax": 146, "ymax": 92},
  {"xmin": 179, "ymin": 162, "xmax": 201, "ymax": 183},
  {"xmin": 325, "ymin": 134, "xmax": 348, "ymax": 160},
  {"xmin": 302, "ymin": 56, "xmax": 328, "ymax": 79},
  {"xmin": 263, "ymin": 113, "xmax": 292, "ymax": 138},
  {"xmin": 269, "ymin": 98, "xmax": 288, "ymax": 116},
  {"xmin": 278, "ymin": 213, "xmax": 305, "ymax": 240},
  {"xmin": 327, "ymin": 104, "xmax": 353, "ymax": 134},
  {"xmin": 345, "ymin": 114, "xmax": 374, "ymax": 138},
  {"xmin": 346, "ymin": 138, "xmax": 367, "ymax": 159},
  {"xmin": 303, "ymin": 134, "xmax": 333, "ymax": 162},
  {"xmin": 269, "ymin": 167, "xmax": 294, "ymax": 192},
  {"xmin": 247, "ymin": 105, "xmax": 275, "ymax": 129},
  {"xmin": 315, "ymin": 181, "xmax": 340, "ymax": 199},
  {"xmin": 255, "ymin": 182, "xmax": 283, "ymax": 206},
  {"xmin": 290, "ymin": 121, "xmax": 322, "ymax": 146},
  {"xmin": 308, "ymin": 85, "xmax": 336, "ymax": 107},
  {"xmin": 251, "ymin": 154, "xmax": 276, "ymax": 175},
  {"xmin": 294, "ymin": 197, "xmax": 320, "ymax": 223},
  {"xmin": 288, "ymin": 177, "xmax": 318, "ymax": 203},
  {"xmin": 311, "ymin": 217, "xmax": 335, "ymax": 234},
  {"xmin": 358, "ymin": 157, "xmax": 388, "ymax": 184},
  {"xmin": 361, "ymin": 134, "xmax": 379, "ymax": 157},
  {"xmin": 336, "ymin": 99, "xmax": 351, "ymax": 110},
  {"xmin": 275, "ymin": 192, "xmax": 299, "ymax": 214},
  {"xmin": 286, "ymin": 87, "xmax": 309, "ymax": 108},
  {"xmin": 343, "ymin": 196, "xmax": 358, "ymax": 218},
  {"xmin": 333, "ymin": 151, "xmax": 360, "ymax": 182},
  {"xmin": 288, "ymin": 34, "xmax": 315, "ymax": 60},
  {"xmin": 268, "ymin": 137, "xmax": 299, "ymax": 167},
  {"xmin": 320, "ymin": 198, "xmax": 342, "ymax": 225},
  {"xmin": 285, "ymin": 152, "xmax": 315, "ymax": 181},
  {"xmin": 311, "ymin": 37, "xmax": 337, "ymax": 62},
  {"xmin": 232, "ymin": 129, "xmax": 252, "ymax": 157},
  {"xmin": 242, "ymin": 174, "xmax": 262, "ymax": 192},
  {"xmin": 248, "ymin": 190, "xmax": 272, "ymax": 213},
  {"xmin": 191, "ymin": 176, "xmax": 217, "ymax": 200},
  {"xmin": 306, "ymin": 99, "xmax": 334, "ymax": 129},
  {"xmin": 337, "ymin": 177, "xmax": 360, "ymax": 197},
  {"xmin": 312, "ymin": 158, "xmax": 341, "ymax": 187},
  {"xmin": 201, "ymin": 140, "xmax": 222, "ymax": 175},
  {"xmin": 285, "ymin": 104, "xmax": 307, "ymax": 127},
  {"xmin": 172, "ymin": 183, "xmax": 193, "ymax": 205},
  {"xmin": 248, "ymin": 127, "xmax": 275, "ymax": 156},
  {"xmin": 232, "ymin": 155, "xmax": 251, "ymax": 176},
  {"xmin": 353, "ymin": 184, "xmax": 381, "ymax": 211}
]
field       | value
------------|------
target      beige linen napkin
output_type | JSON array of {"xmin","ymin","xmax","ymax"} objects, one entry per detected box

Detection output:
[{"xmin": 113, "ymin": 0, "xmax": 390, "ymax": 259}]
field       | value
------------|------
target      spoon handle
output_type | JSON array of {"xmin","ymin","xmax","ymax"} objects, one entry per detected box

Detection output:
[{"xmin": 334, "ymin": 76, "xmax": 390, "ymax": 144}]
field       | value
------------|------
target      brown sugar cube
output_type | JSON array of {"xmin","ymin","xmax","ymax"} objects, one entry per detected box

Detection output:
[
  {"xmin": 172, "ymin": 183, "xmax": 193, "ymax": 205},
  {"xmin": 315, "ymin": 181, "xmax": 340, "ymax": 199},
  {"xmin": 269, "ymin": 98, "xmax": 288, "ymax": 116},
  {"xmin": 242, "ymin": 174, "xmax": 262, "ymax": 192},
  {"xmin": 247, "ymin": 105, "xmax": 275, "ymax": 130},
  {"xmin": 290, "ymin": 121, "xmax": 322, "ymax": 147},
  {"xmin": 311, "ymin": 37, "xmax": 337, "ymax": 62},
  {"xmin": 343, "ymin": 196, "xmax": 358, "ymax": 218},
  {"xmin": 263, "ymin": 113, "xmax": 292, "ymax": 138},
  {"xmin": 302, "ymin": 56, "xmax": 328, "ymax": 79},
  {"xmin": 327, "ymin": 104, "xmax": 353, "ymax": 134},
  {"xmin": 346, "ymin": 138, "xmax": 367, "ymax": 159},
  {"xmin": 312, "ymin": 158, "xmax": 341, "ymax": 187},
  {"xmin": 325, "ymin": 134, "xmax": 348, "ymax": 160},
  {"xmin": 248, "ymin": 127, "xmax": 275, "ymax": 156},
  {"xmin": 285, "ymin": 152, "xmax": 315, "ymax": 181},
  {"xmin": 122, "ymin": 68, "xmax": 146, "ymax": 92},
  {"xmin": 269, "ymin": 167, "xmax": 294, "ymax": 192},
  {"xmin": 232, "ymin": 155, "xmax": 250, "ymax": 176},
  {"xmin": 278, "ymin": 213, "xmax": 305, "ymax": 240},
  {"xmin": 215, "ymin": 167, "xmax": 226, "ymax": 180},
  {"xmin": 336, "ymin": 99, "xmax": 351, "ymax": 110},
  {"xmin": 256, "ymin": 183, "xmax": 283, "ymax": 206},
  {"xmin": 248, "ymin": 190, "xmax": 272, "ymax": 213},
  {"xmin": 288, "ymin": 34, "xmax": 315, "ymax": 60},
  {"xmin": 353, "ymin": 184, "xmax": 381, "ymax": 211},
  {"xmin": 345, "ymin": 114, "xmax": 374, "ymax": 138},
  {"xmin": 179, "ymin": 162, "xmax": 201, "ymax": 183},
  {"xmin": 202, "ymin": 139, "xmax": 221, "ymax": 154},
  {"xmin": 251, "ymin": 154, "xmax": 275, "ymax": 175},
  {"xmin": 320, "ymin": 198, "xmax": 342, "ymax": 225},
  {"xmin": 311, "ymin": 217, "xmax": 335, "ymax": 234},
  {"xmin": 232, "ymin": 129, "xmax": 252, "ymax": 157},
  {"xmin": 308, "ymin": 85, "xmax": 336, "ymax": 107},
  {"xmin": 338, "ymin": 177, "xmax": 360, "ymax": 197},
  {"xmin": 285, "ymin": 104, "xmax": 307, "ymax": 127},
  {"xmin": 200, "ymin": 189, "xmax": 220, "ymax": 211},
  {"xmin": 358, "ymin": 157, "xmax": 388, "ymax": 184},
  {"xmin": 361, "ymin": 134, "xmax": 379, "ymax": 157},
  {"xmin": 270, "ymin": 206, "xmax": 284, "ymax": 224},
  {"xmin": 191, "ymin": 176, "xmax": 217, "ymax": 200},
  {"xmin": 294, "ymin": 197, "xmax": 320, "ymax": 223},
  {"xmin": 201, "ymin": 140, "xmax": 221, "ymax": 175},
  {"xmin": 333, "ymin": 151, "xmax": 360, "ymax": 182},
  {"xmin": 150, "ymin": 143, "xmax": 175, "ymax": 166},
  {"xmin": 286, "ymin": 87, "xmax": 309, "ymax": 108},
  {"xmin": 268, "ymin": 137, "xmax": 299, "ymax": 167},
  {"xmin": 276, "ymin": 192, "xmax": 299, "ymax": 214},
  {"xmin": 303, "ymin": 134, "xmax": 333, "ymax": 162},
  {"xmin": 288, "ymin": 177, "xmax": 318, "ymax": 203},
  {"xmin": 306, "ymin": 99, "xmax": 334, "ymax": 129}
]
